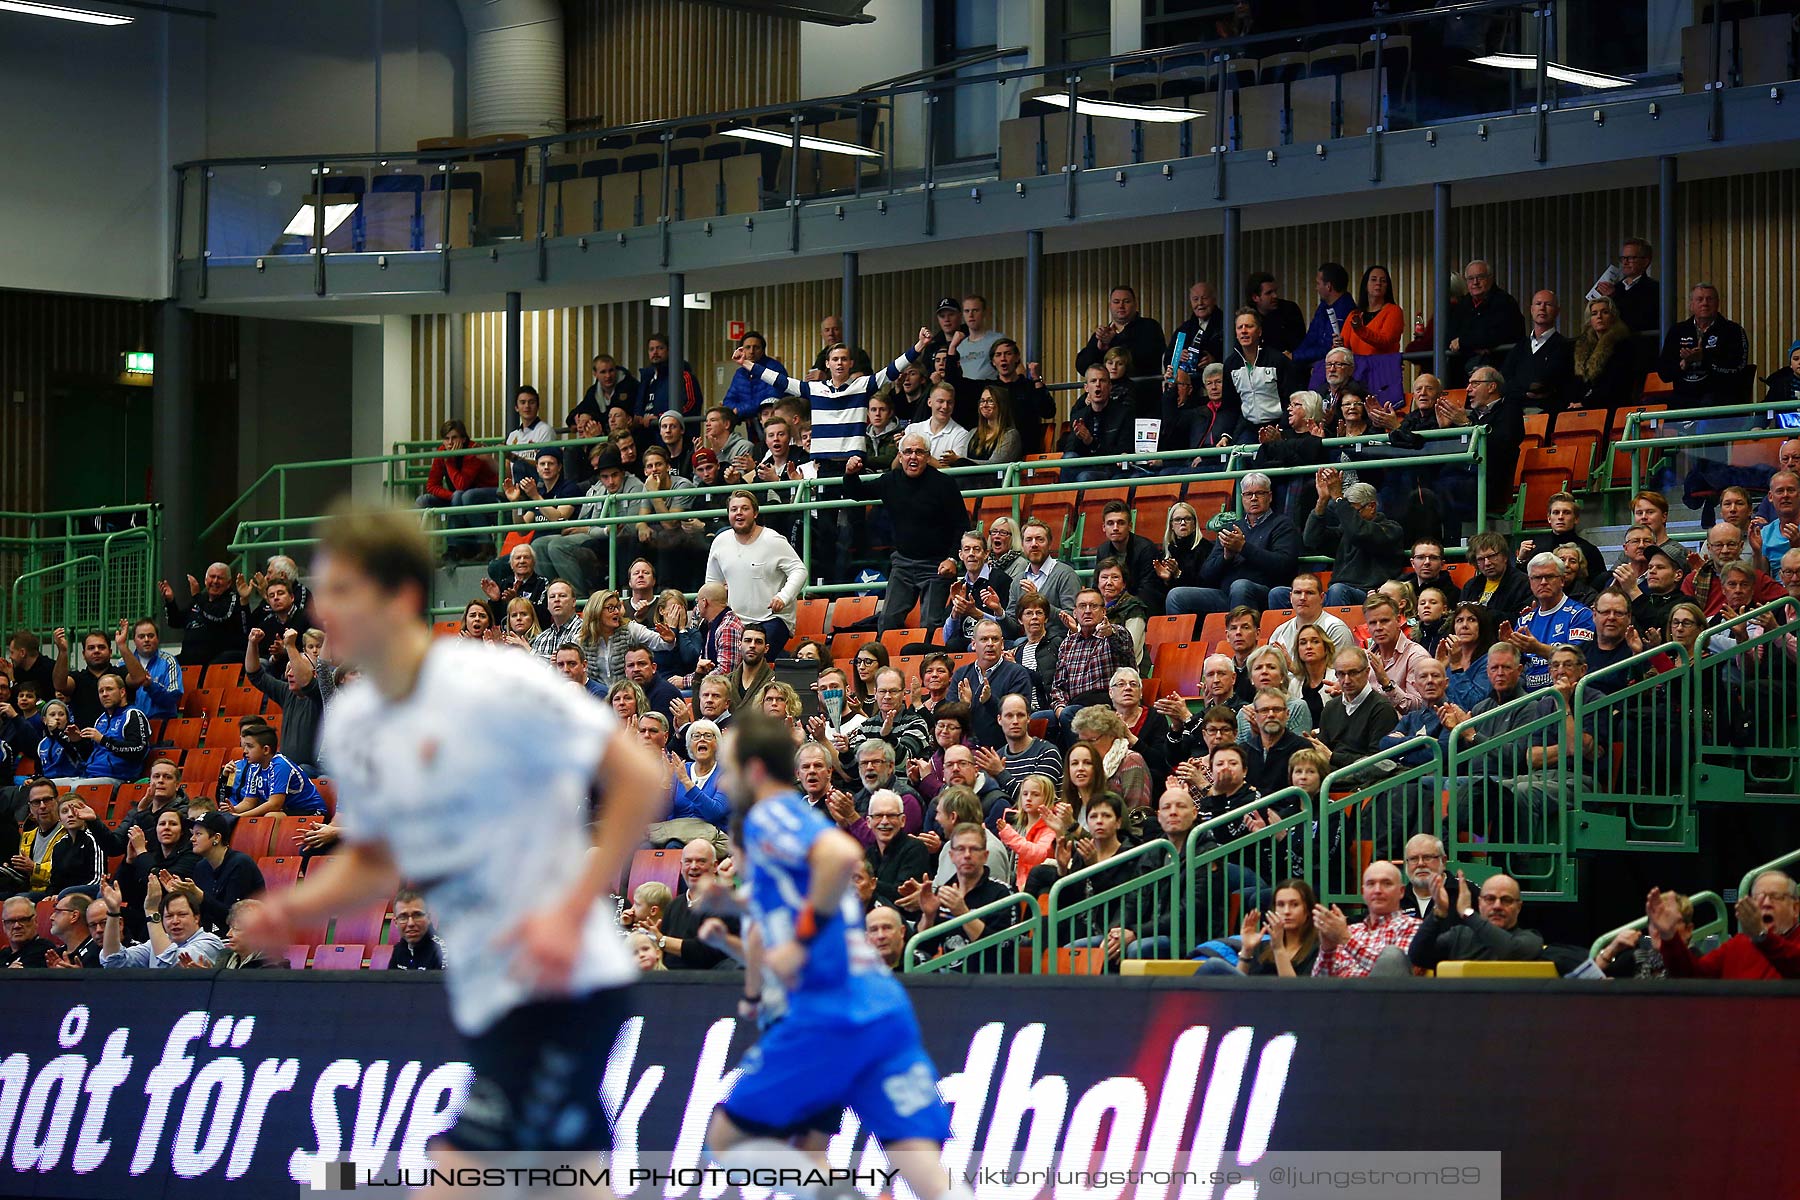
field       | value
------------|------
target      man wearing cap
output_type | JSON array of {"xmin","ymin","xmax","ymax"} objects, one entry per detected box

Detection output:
[
  {"xmin": 535, "ymin": 448, "xmax": 647, "ymax": 595},
  {"xmin": 187, "ymin": 811, "xmax": 267, "ymax": 933},
  {"xmin": 920, "ymin": 297, "xmax": 967, "ymax": 384},
  {"xmin": 1630, "ymin": 543, "xmax": 1689, "ymax": 636}
]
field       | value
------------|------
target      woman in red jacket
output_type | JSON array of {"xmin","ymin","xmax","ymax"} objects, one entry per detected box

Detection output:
[
  {"xmin": 418, "ymin": 419, "xmax": 500, "ymax": 562},
  {"xmin": 1343, "ymin": 264, "xmax": 1406, "ymax": 356}
]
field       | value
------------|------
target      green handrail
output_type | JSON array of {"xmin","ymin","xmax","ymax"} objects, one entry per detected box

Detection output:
[
  {"xmin": 1442, "ymin": 688, "xmax": 1579, "ymax": 899},
  {"xmin": 1317, "ymin": 735, "xmax": 1445, "ymax": 907},
  {"xmin": 1041, "ymin": 837, "xmax": 1179, "ymax": 973},
  {"xmin": 1571, "ymin": 641, "xmax": 1697, "ymax": 850},
  {"xmin": 1619, "ymin": 396, "xmax": 1800, "ymax": 497},
  {"xmin": 1738, "ymin": 847, "xmax": 1800, "ymax": 899},
  {"xmin": 1586, "ymin": 890, "xmax": 1726, "ymax": 964},
  {"xmin": 9, "ymin": 556, "xmax": 102, "ymax": 638},
  {"xmin": 1692, "ymin": 595, "xmax": 1800, "ymax": 798},
  {"xmin": 1181, "ymin": 786, "xmax": 1313, "ymax": 957},
  {"xmin": 224, "ymin": 426, "xmax": 1490, "ymax": 613},
  {"xmin": 902, "ymin": 892, "xmax": 1041, "ymax": 974}
]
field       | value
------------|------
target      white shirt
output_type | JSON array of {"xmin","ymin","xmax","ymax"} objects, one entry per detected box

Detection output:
[
  {"xmin": 904, "ymin": 418, "xmax": 972, "ymax": 461},
  {"xmin": 1340, "ymin": 678, "xmax": 1378, "ymax": 716},
  {"xmin": 505, "ymin": 418, "xmax": 554, "ymax": 465},
  {"xmin": 957, "ymin": 329, "xmax": 1008, "ymax": 381},
  {"xmin": 1530, "ymin": 328, "xmax": 1555, "ymax": 354},
  {"xmin": 704, "ymin": 526, "xmax": 807, "ymax": 630},
  {"xmin": 321, "ymin": 640, "xmax": 633, "ymax": 1034}
]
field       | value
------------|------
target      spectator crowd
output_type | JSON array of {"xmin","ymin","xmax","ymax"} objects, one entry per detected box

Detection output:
[{"xmin": 6, "ymin": 244, "xmax": 1800, "ymax": 982}]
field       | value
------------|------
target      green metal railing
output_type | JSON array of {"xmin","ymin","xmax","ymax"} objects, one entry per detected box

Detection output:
[
  {"xmin": 1738, "ymin": 846, "xmax": 1800, "ymax": 899},
  {"xmin": 1586, "ymin": 890, "xmax": 1727, "ymax": 964},
  {"xmin": 902, "ymin": 892, "xmax": 1041, "ymax": 974},
  {"xmin": 222, "ymin": 426, "xmax": 1488, "ymax": 617},
  {"xmin": 1619, "ymin": 397, "xmax": 1800, "ymax": 499},
  {"xmin": 1693, "ymin": 596, "xmax": 1800, "ymax": 801},
  {"xmin": 1572, "ymin": 642, "xmax": 1698, "ymax": 851},
  {"xmin": 1182, "ymin": 787, "xmax": 1313, "ymax": 957},
  {"xmin": 1444, "ymin": 689, "xmax": 1578, "ymax": 899},
  {"xmin": 0, "ymin": 505, "xmax": 161, "ymax": 642},
  {"xmin": 1317, "ymin": 736, "xmax": 1445, "ymax": 907},
  {"xmin": 1042, "ymin": 837, "xmax": 1179, "ymax": 973}
]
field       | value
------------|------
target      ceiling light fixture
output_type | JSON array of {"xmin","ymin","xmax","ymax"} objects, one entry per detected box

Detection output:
[
  {"xmin": 721, "ymin": 127, "xmax": 881, "ymax": 158},
  {"xmin": 1470, "ymin": 53, "xmax": 1632, "ymax": 89},
  {"xmin": 1034, "ymin": 93, "xmax": 1207, "ymax": 122},
  {"xmin": 0, "ymin": 0, "xmax": 133, "ymax": 25}
]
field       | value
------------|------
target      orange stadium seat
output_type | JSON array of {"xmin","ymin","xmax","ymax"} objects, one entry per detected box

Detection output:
[
  {"xmin": 1133, "ymin": 483, "xmax": 1181, "ymax": 538},
  {"xmin": 159, "ymin": 717, "xmax": 206, "ymax": 750},
  {"xmin": 1145, "ymin": 614, "xmax": 1195, "ymax": 651},
  {"xmin": 829, "ymin": 595, "xmax": 877, "ymax": 632},
  {"xmin": 284, "ymin": 945, "xmax": 311, "ymax": 969},
  {"xmin": 628, "ymin": 848, "xmax": 681, "ymax": 894},
  {"xmin": 880, "ymin": 628, "xmax": 926, "ymax": 656},
  {"xmin": 312, "ymin": 777, "xmax": 337, "ymax": 819},
  {"xmin": 793, "ymin": 597, "xmax": 830, "ymax": 642},
  {"xmin": 258, "ymin": 856, "xmax": 303, "ymax": 891},
  {"xmin": 230, "ymin": 815, "xmax": 278, "ymax": 857},
  {"xmin": 368, "ymin": 945, "xmax": 396, "ymax": 970},
  {"xmin": 330, "ymin": 902, "xmax": 389, "ymax": 947},
  {"xmin": 828, "ymin": 632, "xmax": 866, "ymax": 661},
  {"xmin": 270, "ymin": 816, "xmax": 324, "ymax": 856}
]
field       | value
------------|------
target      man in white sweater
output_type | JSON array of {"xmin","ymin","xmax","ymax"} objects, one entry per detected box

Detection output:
[{"xmin": 704, "ymin": 490, "xmax": 807, "ymax": 655}]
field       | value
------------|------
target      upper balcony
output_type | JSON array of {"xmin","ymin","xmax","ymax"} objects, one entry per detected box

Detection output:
[{"xmin": 171, "ymin": 0, "xmax": 1800, "ymax": 315}]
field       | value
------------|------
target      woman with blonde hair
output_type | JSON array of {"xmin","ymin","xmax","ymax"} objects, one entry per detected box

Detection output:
[
  {"xmin": 995, "ymin": 773, "xmax": 1067, "ymax": 890},
  {"xmin": 500, "ymin": 595, "xmax": 541, "ymax": 649},
  {"xmin": 607, "ymin": 679, "xmax": 648, "ymax": 722},
  {"xmin": 1572, "ymin": 294, "xmax": 1642, "ymax": 436},
  {"xmin": 578, "ymin": 587, "xmax": 670, "ymax": 690},
  {"xmin": 1151, "ymin": 501, "xmax": 1210, "ymax": 611},
  {"xmin": 1235, "ymin": 644, "xmax": 1312, "ymax": 738},
  {"xmin": 1068, "ymin": 705, "xmax": 1152, "ymax": 818},
  {"xmin": 1291, "ymin": 622, "xmax": 1340, "ymax": 725}
]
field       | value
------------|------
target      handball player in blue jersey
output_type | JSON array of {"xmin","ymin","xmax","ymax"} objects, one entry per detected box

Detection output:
[{"xmin": 703, "ymin": 716, "xmax": 971, "ymax": 1200}]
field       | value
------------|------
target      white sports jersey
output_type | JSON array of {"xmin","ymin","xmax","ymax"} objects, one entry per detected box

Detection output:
[{"xmin": 321, "ymin": 639, "xmax": 634, "ymax": 1034}]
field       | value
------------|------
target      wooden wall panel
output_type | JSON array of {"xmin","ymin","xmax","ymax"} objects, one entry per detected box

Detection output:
[
  {"xmin": 414, "ymin": 169, "xmax": 1800, "ymax": 439},
  {"xmin": 566, "ymin": 0, "xmax": 801, "ymax": 128}
]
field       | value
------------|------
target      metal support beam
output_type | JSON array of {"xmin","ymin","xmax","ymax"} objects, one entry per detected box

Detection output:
[
  {"xmin": 1658, "ymin": 156, "xmax": 1678, "ymax": 341},
  {"xmin": 153, "ymin": 301, "xmax": 195, "ymax": 570},
  {"xmin": 504, "ymin": 291, "xmax": 522, "ymax": 430},
  {"xmin": 1023, "ymin": 230, "xmax": 1044, "ymax": 367},
  {"xmin": 1433, "ymin": 183, "xmax": 1451, "ymax": 380},
  {"xmin": 841, "ymin": 253, "xmax": 860, "ymax": 351},
  {"xmin": 1221, "ymin": 207, "xmax": 1241, "ymax": 316},
  {"xmin": 666, "ymin": 272, "xmax": 686, "ymax": 424}
]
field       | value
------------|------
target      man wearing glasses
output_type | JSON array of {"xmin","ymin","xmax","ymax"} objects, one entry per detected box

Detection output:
[
  {"xmin": 0, "ymin": 896, "xmax": 52, "ymax": 968},
  {"xmin": 1310, "ymin": 647, "xmax": 1398, "ymax": 774},
  {"xmin": 1444, "ymin": 259, "xmax": 1524, "ymax": 387},
  {"xmin": 1648, "ymin": 870, "xmax": 1800, "ymax": 979},
  {"xmin": 1459, "ymin": 531, "xmax": 1532, "ymax": 618},
  {"xmin": 46, "ymin": 892, "xmax": 101, "ymax": 968},
  {"xmin": 1400, "ymin": 539, "xmax": 1455, "ymax": 593},
  {"xmin": 1593, "ymin": 238, "xmax": 1660, "ymax": 334},
  {"xmin": 1180, "ymin": 471, "xmax": 1301, "ymax": 617},
  {"xmin": 1504, "ymin": 551, "xmax": 1595, "ymax": 691},
  {"xmin": 862, "ymin": 790, "xmax": 933, "ymax": 911}
]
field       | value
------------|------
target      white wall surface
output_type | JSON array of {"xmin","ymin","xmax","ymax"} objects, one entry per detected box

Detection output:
[{"xmin": 0, "ymin": 0, "xmax": 464, "ymax": 302}]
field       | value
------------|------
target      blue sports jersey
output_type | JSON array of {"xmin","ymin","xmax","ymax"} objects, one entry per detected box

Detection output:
[
  {"xmin": 741, "ymin": 790, "xmax": 909, "ymax": 1026},
  {"xmin": 1515, "ymin": 596, "xmax": 1596, "ymax": 690},
  {"xmin": 242, "ymin": 753, "xmax": 326, "ymax": 817}
]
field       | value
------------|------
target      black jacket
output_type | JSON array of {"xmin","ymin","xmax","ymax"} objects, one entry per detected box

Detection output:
[
  {"xmin": 1460, "ymin": 565, "xmax": 1532, "ymax": 620},
  {"xmin": 1445, "ymin": 289, "xmax": 1526, "ymax": 385},
  {"xmin": 1059, "ymin": 397, "xmax": 1135, "ymax": 460},
  {"xmin": 165, "ymin": 590, "xmax": 249, "ymax": 666},
  {"xmin": 1407, "ymin": 907, "xmax": 1547, "ymax": 969},
  {"xmin": 48, "ymin": 824, "xmax": 122, "ymax": 896},
  {"xmin": 1257, "ymin": 298, "xmax": 1308, "ymax": 357},
  {"xmin": 388, "ymin": 932, "xmax": 447, "ymax": 970},
  {"xmin": 1196, "ymin": 512, "xmax": 1302, "ymax": 594},
  {"xmin": 661, "ymin": 893, "xmax": 737, "ymax": 971},
  {"xmin": 1657, "ymin": 315, "xmax": 1753, "ymax": 410},
  {"xmin": 1093, "ymin": 533, "xmax": 1163, "ymax": 611},
  {"xmin": 1501, "ymin": 331, "xmax": 1578, "ymax": 412},
  {"xmin": 1076, "ymin": 316, "xmax": 1168, "ymax": 408},
  {"xmin": 1160, "ymin": 390, "xmax": 1238, "ymax": 458},
  {"xmin": 191, "ymin": 849, "xmax": 267, "ymax": 932},
  {"xmin": 1167, "ymin": 311, "xmax": 1227, "ymax": 373},
  {"xmin": 866, "ymin": 836, "xmax": 935, "ymax": 909},
  {"xmin": 1610, "ymin": 275, "xmax": 1660, "ymax": 334},
  {"xmin": 1014, "ymin": 628, "xmax": 1066, "ymax": 712},
  {"xmin": 1149, "ymin": 539, "xmax": 1211, "ymax": 612},
  {"xmin": 120, "ymin": 844, "xmax": 202, "ymax": 943},
  {"xmin": 1318, "ymin": 689, "xmax": 1399, "ymax": 770},
  {"xmin": 1302, "ymin": 498, "xmax": 1406, "ymax": 592},
  {"xmin": 843, "ymin": 463, "xmax": 971, "ymax": 563},
  {"xmin": 1243, "ymin": 729, "xmax": 1311, "ymax": 797},
  {"xmin": 1471, "ymin": 396, "xmax": 1527, "ymax": 510}
]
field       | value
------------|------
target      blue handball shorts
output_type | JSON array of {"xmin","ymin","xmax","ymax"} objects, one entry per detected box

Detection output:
[{"xmin": 718, "ymin": 1004, "xmax": 952, "ymax": 1144}]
